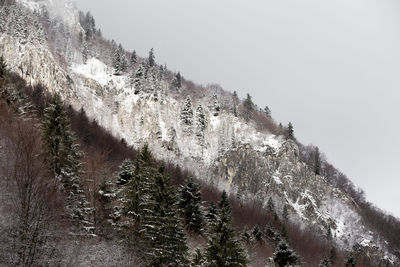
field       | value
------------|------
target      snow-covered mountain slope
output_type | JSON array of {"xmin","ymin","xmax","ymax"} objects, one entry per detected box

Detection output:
[{"xmin": 0, "ymin": 0, "xmax": 398, "ymax": 264}]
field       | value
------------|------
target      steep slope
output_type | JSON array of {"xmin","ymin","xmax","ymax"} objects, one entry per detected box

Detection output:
[{"xmin": 0, "ymin": 0, "xmax": 399, "ymax": 264}]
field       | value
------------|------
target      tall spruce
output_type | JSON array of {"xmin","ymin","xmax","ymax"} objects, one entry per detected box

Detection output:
[
  {"xmin": 173, "ymin": 72, "xmax": 182, "ymax": 89},
  {"xmin": 273, "ymin": 241, "xmax": 300, "ymax": 267},
  {"xmin": 206, "ymin": 203, "xmax": 218, "ymax": 224},
  {"xmin": 287, "ymin": 122, "xmax": 294, "ymax": 139},
  {"xmin": 314, "ymin": 146, "xmax": 321, "ymax": 175},
  {"xmin": 0, "ymin": 55, "xmax": 6, "ymax": 79},
  {"xmin": 42, "ymin": 94, "xmax": 93, "ymax": 232},
  {"xmin": 116, "ymin": 159, "xmax": 134, "ymax": 185},
  {"xmin": 148, "ymin": 48, "xmax": 155, "ymax": 67},
  {"xmin": 123, "ymin": 146, "xmax": 189, "ymax": 265},
  {"xmin": 319, "ymin": 256, "xmax": 331, "ymax": 267},
  {"xmin": 178, "ymin": 177, "xmax": 206, "ymax": 233},
  {"xmin": 134, "ymin": 64, "xmax": 145, "ymax": 94},
  {"xmin": 205, "ymin": 191, "xmax": 248, "ymax": 266},
  {"xmin": 130, "ymin": 50, "xmax": 137, "ymax": 65},
  {"xmin": 139, "ymin": 165, "xmax": 189, "ymax": 266},
  {"xmin": 180, "ymin": 96, "xmax": 194, "ymax": 132}
]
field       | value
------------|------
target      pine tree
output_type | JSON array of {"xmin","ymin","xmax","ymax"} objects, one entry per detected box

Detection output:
[
  {"xmin": 0, "ymin": 55, "xmax": 6, "ymax": 79},
  {"xmin": 319, "ymin": 256, "xmax": 331, "ymax": 267},
  {"xmin": 282, "ymin": 204, "xmax": 289, "ymax": 221},
  {"xmin": 82, "ymin": 42, "xmax": 89, "ymax": 64},
  {"xmin": 252, "ymin": 224, "xmax": 263, "ymax": 242},
  {"xmin": 148, "ymin": 48, "xmax": 155, "ymax": 67},
  {"xmin": 243, "ymin": 93, "xmax": 254, "ymax": 121},
  {"xmin": 206, "ymin": 203, "xmax": 218, "ymax": 224},
  {"xmin": 314, "ymin": 146, "xmax": 321, "ymax": 175},
  {"xmin": 232, "ymin": 91, "xmax": 239, "ymax": 117},
  {"xmin": 264, "ymin": 106, "xmax": 271, "ymax": 118},
  {"xmin": 196, "ymin": 104, "xmax": 206, "ymax": 149},
  {"xmin": 130, "ymin": 50, "xmax": 137, "ymax": 65},
  {"xmin": 287, "ymin": 122, "xmax": 294, "ymax": 139},
  {"xmin": 139, "ymin": 165, "xmax": 189, "ymax": 266},
  {"xmin": 180, "ymin": 96, "xmax": 194, "ymax": 130},
  {"xmin": 116, "ymin": 159, "xmax": 134, "ymax": 185},
  {"xmin": 113, "ymin": 44, "xmax": 127, "ymax": 75},
  {"xmin": 42, "ymin": 94, "xmax": 93, "ymax": 232},
  {"xmin": 173, "ymin": 72, "xmax": 182, "ymax": 89},
  {"xmin": 178, "ymin": 177, "xmax": 206, "ymax": 233},
  {"xmin": 273, "ymin": 241, "xmax": 300, "ymax": 267},
  {"xmin": 205, "ymin": 191, "xmax": 248, "ymax": 266},
  {"xmin": 267, "ymin": 197, "xmax": 276, "ymax": 216},
  {"xmin": 345, "ymin": 252, "xmax": 356, "ymax": 267},
  {"xmin": 192, "ymin": 249, "xmax": 205, "ymax": 267},
  {"xmin": 212, "ymin": 94, "xmax": 220, "ymax": 116},
  {"xmin": 134, "ymin": 64, "xmax": 145, "ymax": 94}
]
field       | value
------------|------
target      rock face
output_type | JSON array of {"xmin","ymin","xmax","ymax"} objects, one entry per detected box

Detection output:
[{"xmin": 0, "ymin": 0, "xmax": 398, "ymax": 263}]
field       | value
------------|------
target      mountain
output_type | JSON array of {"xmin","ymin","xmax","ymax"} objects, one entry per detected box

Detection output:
[{"xmin": 0, "ymin": 0, "xmax": 399, "ymax": 266}]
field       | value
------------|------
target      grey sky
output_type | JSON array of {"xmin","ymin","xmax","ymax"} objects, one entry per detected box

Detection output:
[{"xmin": 75, "ymin": 0, "xmax": 400, "ymax": 218}]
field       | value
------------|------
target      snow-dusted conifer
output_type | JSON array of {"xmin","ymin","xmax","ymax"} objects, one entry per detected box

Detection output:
[
  {"xmin": 212, "ymin": 93, "xmax": 220, "ymax": 116},
  {"xmin": 273, "ymin": 241, "xmax": 300, "ymax": 267},
  {"xmin": 82, "ymin": 41, "xmax": 88, "ymax": 64},
  {"xmin": 196, "ymin": 104, "xmax": 206, "ymax": 148},
  {"xmin": 116, "ymin": 159, "xmax": 134, "ymax": 185},
  {"xmin": 134, "ymin": 64, "xmax": 145, "ymax": 94},
  {"xmin": 264, "ymin": 105, "xmax": 271, "ymax": 118},
  {"xmin": 314, "ymin": 146, "xmax": 321, "ymax": 175},
  {"xmin": 139, "ymin": 166, "xmax": 189, "ymax": 266},
  {"xmin": 148, "ymin": 47, "xmax": 155, "ymax": 67},
  {"xmin": 252, "ymin": 224, "xmax": 263, "ymax": 242},
  {"xmin": 178, "ymin": 177, "xmax": 206, "ymax": 233},
  {"xmin": 172, "ymin": 71, "xmax": 181, "ymax": 89},
  {"xmin": 205, "ymin": 191, "xmax": 248, "ymax": 266},
  {"xmin": 319, "ymin": 256, "xmax": 331, "ymax": 267},
  {"xmin": 42, "ymin": 94, "xmax": 93, "ymax": 233},
  {"xmin": 180, "ymin": 96, "xmax": 194, "ymax": 131},
  {"xmin": 130, "ymin": 50, "xmax": 137, "ymax": 65},
  {"xmin": 287, "ymin": 122, "xmax": 294, "ymax": 139},
  {"xmin": 206, "ymin": 203, "xmax": 218, "ymax": 224}
]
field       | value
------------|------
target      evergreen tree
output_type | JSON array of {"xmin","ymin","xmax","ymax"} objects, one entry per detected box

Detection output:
[
  {"xmin": 130, "ymin": 50, "xmax": 137, "ymax": 65},
  {"xmin": 232, "ymin": 91, "xmax": 239, "ymax": 117},
  {"xmin": 196, "ymin": 104, "xmax": 206, "ymax": 148},
  {"xmin": 273, "ymin": 241, "xmax": 300, "ymax": 267},
  {"xmin": 134, "ymin": 64, "xmax": 145, "ymax": 94},
  {"xmin": 252, "ymin": 224, "xmax": 263, "ymax": 242},
  {"xmin": 0, "ymin": 55, "xmax": 6, "ymax": 79},
  {"xmin": 82, "ymin": 42, "xmax": 89, "ymax": 64},
  {"xmin": 206, "ymin": 203, "xmax": 218, "ymax": 224},
  {"xmin": 282, "ymin": 204, "xmax": 289, "ymax": 221},
  {"xmin": 192, "ymin": 249, "xmax": 205, "ymax": 267},
  {"xmin": 319, "ymin": 256, "xmax": 331, "ymax": 267},
  {"xmin": 116, "ymin": 159, "xmax": 134, "ymax": 185},
  {"xmin": 178, "ymin": 177, "xmax": 206, "ymax": 233},
  {"xmin": 314, "ymin": 146, "xmax": 321, "ymax": 175},
  {"xmin": 264, "ymin": 106, "xmax": 271, "ymax": 118},
  {"xmin": 287, "ymin": 122, "xmax": 294, "ymax": 139},
  {"xmin": 139, "ymin": 165, "xmax": 189, "ymax": 266},
  {"xmin": 243, "ymin": 93, "xmax": 254, "ymax": 121},
  {"xmin": 205, "ymin": 191, "xmax": 248, "ymax": 266},
  {"xmin": 345, "ymin": 252, "xmax": 356, "ymax": 267},
  {"xmin": 267, "ymin": 197, "xmax": 276, "ymax": 216},
  {"xmin": 42, "ymin": 94, "xmax": 92, "ymax": 232},
  {"xmin": 113, "ymin": 44, "xmax": 127, "ymax": 75},
  {"xmin": 148, "ymin": 48, "xmax": 155, "ymax": 67},
  {"xmin": 212, "ymin": 93, "xmax": 220, "ymax": 116},
  {"xmin": 180, "ymin": 96, "xmax": 194, "ymax": 131},
  {"xmin": 173, "ymin": 72, "xmax": 182, "ymax": 89}
]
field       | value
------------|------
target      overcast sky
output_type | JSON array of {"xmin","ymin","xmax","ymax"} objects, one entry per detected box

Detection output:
[{"xmin": 75, "ymin": 0, "xmax": 400, "ymax": 218}]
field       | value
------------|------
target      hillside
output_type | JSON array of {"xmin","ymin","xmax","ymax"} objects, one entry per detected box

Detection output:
[{"xmin": 0, "ymin": 0, "xmax": 399, "ymax": 266}]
